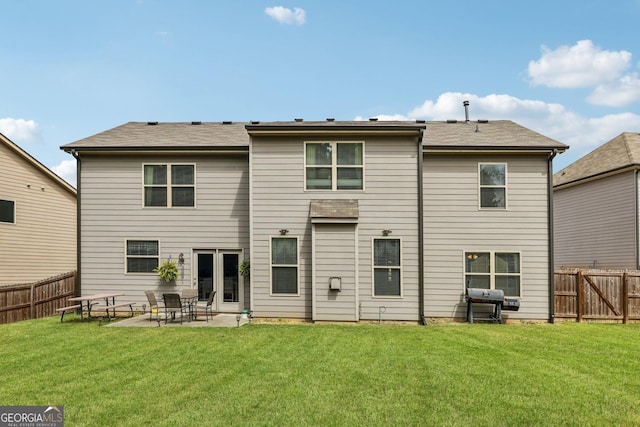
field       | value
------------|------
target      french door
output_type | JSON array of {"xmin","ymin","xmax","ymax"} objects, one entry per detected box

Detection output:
[{"xmin": 194, "ymin": 250, "xmax": 242, "ymax": 312}]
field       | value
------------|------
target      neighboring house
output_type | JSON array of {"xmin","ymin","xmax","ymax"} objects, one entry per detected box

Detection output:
[
  {"xmin": 554, "ymin": 132, "xmax": 640, "ymax": 270},
  {"xmin": 0, "ymin": 132, "xmax": 77, "ymax": 286},
  {"xmin": 61, "ymin": 118, "xmax": 566, "ymax": 322}
]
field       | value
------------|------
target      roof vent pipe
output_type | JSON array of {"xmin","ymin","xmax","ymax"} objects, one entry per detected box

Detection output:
[{"xmin": 463, "ymin": 100, "xmax": 470, "ymax": 123}]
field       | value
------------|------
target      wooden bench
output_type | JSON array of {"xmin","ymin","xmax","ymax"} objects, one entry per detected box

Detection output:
[
  {"xmin": 56, "ymin": 304, "xmax": 82, "ymax": 322},
  {"xmin": 102, "ymin": 302, "xmax": 136, "ymax": 321}
]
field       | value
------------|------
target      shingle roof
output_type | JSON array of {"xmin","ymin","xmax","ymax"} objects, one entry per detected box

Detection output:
[
  {"xmin": 423, "ymin": 120, "xmax": 567, "ymax": 150},
  {"xmin": 60, "ymin": 120, "xmax": 567, "ymax": 153},
  {"xmin": 246, "ymin": 120, "xmax": 426, "ymax": 133},
  {"xmin": 61, "ymin": 122, "xmax": 250, "ymax": 151},
  {"xmin": 553, "ymin": 132, "xmax": 640, "ymax": 187}
]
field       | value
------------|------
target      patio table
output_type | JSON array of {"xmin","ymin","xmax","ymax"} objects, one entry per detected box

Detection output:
[
  {"xmin": 68, "ymin": 293, "xmax": 125, "ymax": 320},
  {"xmin": 180, "ymin": 295, "xmax": 198, "ymax": 322}
]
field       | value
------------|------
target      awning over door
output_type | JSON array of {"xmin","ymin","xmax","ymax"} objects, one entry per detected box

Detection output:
[{"xmin": 309, "ymin": 199, "xmax": 359, "ymax": 224}]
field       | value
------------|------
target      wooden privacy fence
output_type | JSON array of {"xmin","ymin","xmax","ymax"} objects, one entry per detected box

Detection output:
[
  {"xmin": 0, "ymin": 271, "xmax": 77, "ymax": 324},
  {"xmin": 555, "ymin": 269, "xmax": 640, "ymax": 323}
]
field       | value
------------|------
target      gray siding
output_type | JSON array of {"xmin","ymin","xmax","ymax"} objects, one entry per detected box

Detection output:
[
  {"xmin": 79, "ymin": 153, "xmax": 249, "ymax": 307},
  {"xmin": 251, "ymin": 136, "xmax": 420, "ymax": 321},
  {"xmin": 423, "ymin": 153, "xmax": 551, "ymax": 320},
  {"xmin": 0, "ymin": 142, "xmax": 76, "ymax": 285},
  {"xmin": 554, "ymin": 171, "xmax": 636, "ymax": 269},
  {"xmin": 313, "ymin": 224, "xmax": 357, "ymax": 321}
]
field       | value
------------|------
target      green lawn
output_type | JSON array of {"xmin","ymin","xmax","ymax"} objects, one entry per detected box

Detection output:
[{"xmin": 1, "ymin": 317, "xmax": 639, "ymax": 426}]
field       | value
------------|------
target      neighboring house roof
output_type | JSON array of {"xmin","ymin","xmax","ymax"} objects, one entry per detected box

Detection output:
[
  {"xmin": 423, "ymin": 120, "xmax": 568, "ymax": 151},
  {"xmin": 554, "ymin": 132, "xmax": 640, "ymax": 188},
  {"xmin": 60, "ymin": 119, "xmax": 567, "ymax": 154},
  {"xmin": 61, "ymin": 121, "xmax": 250, "ymax": 152},
  {"xmin": 0, "ymin": 132, "xmax": 77, "ymax": 196}
]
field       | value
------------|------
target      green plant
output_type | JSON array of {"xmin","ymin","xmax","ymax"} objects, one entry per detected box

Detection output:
[
  {"xmin": 154, "ymin": 259, "xmax": 178, "ymax": 282},
  {"xmin": 238, "ymin": 259, "xmax": 250, "ymax": 278}
]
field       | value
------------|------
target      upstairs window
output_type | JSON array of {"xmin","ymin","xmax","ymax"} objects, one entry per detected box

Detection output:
[
  {"xmin": 373, "ymin": 238, "xmax": 402, "ymax": 297},
  {"xmin": 479, "ymin": 163, "xmax": 506, "ymax": 209},
  {"xmin": 0, "ymin": 199, "xmax": 15, "ymax": 224},
  {"xmin": 126, "ymin": 240, "xmax": 159, "ymax": 273},
  {"xmin": 144, "ymin": 164, "xmax": 195, "ymax": 207},
  {"xmin": 305, "ymin": 142, "xmax": 363, "ymax": 190},
  {"xmin": 465, "ymin": 251, "xmax": 521, "ymax": 297}
]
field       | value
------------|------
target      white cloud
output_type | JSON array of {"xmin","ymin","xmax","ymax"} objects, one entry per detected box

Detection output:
[
  {"xmin": 527, "ymin": 40, "xmax": 640, "ymax": 107},
  {"xmin": 51, "ymin": 159, "xmax": 77, "ymax": 188},
  {"xmin": 408, "ymin": 92, "xmax": 567, "ymax": 122},
  {"xmin": 357, "ymin": 91, "xmax": 640, "ymax": 166},
  {"xmin": 265, "ymin": 6, "xmax": 306, "ymax": 25},
  {"xmin": 354, "ymin": 114, "xmax": 410, "ymax": 121},
  {"xmin": 528, "ymin": 40, "xmax": 631, "ymax": 88},
  {"xmin": 586, "ymin": 73, "xmax": 640, "ymax": 106},
  {"xmin": 0, "ymin": 118, "xmax": 41, "ymax": 142}
]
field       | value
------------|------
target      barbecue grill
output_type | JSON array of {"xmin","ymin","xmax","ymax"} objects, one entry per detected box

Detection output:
[{"xmin": 465, "ymin": 287, "xmax": 520, "ymax": 324}]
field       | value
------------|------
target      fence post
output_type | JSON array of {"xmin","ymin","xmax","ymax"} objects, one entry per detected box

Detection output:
[
  {"xmin": 623, "ymin": 272, "xmax": 629, "ymax": 324},
  {"xmin": 577, "ymin": 270, "xmax": 583, "ymax": 322},
  {"xmin": 30, "ymin": 283, "xmax": 36, "ymax": 320}
]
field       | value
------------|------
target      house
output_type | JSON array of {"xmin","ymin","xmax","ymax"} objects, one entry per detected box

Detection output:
[
  {"xmin": 0, "ymin": 132, "xmax": 77, "ymax": 286},
  {"xmin": 61, "ymin": 117, "xmax": 566, "ymax": 322},
  {"xmin": 554, "ymin": 132, "xmax": 640, "ymax": 270}
]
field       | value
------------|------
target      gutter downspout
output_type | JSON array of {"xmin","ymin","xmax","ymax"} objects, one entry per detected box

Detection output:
[
  {"xmin": 418, "ymin": 132, "xmax": 426, "ymax": 325},
  {"xmin": 548, "ymin": 149, "xmax": 558, "ymax": 324},
  {"xmin": 70, "ymin": 150, "xmax": 81, "ymax": 297},
  {"xmin": 633, "ymin": 169, "xmax": 640, "ymax": 269}
]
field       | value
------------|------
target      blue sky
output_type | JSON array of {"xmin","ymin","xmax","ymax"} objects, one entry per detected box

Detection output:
[{"xmin": 1, "ymin": 0, "xmax": 640, "ymax": 187}]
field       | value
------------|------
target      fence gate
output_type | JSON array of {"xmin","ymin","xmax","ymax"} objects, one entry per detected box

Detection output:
[{"xmin": 555, "ymin": 269, "xmax": 640, "ymax": 322}]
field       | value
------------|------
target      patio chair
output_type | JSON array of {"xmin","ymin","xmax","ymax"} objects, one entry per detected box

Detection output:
[
  {"xmin": 181, "ymin": 288, "xmax": 198, "ymax": 320},
  {"xmin": 144, "ymin": 291, "xmax": 162, "ymax": 322},
  {"xmin": 204, "ymin": 291, "xmax": 217, "ymax": 322},
  {"xmin": 162, "ymin": 293, "xmax": 186, "ymax": 324}
]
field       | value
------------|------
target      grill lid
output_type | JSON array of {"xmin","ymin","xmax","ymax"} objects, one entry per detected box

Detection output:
[{"xmin": 465, "ymin": 287, "xmax": 505, "ymax": 303}]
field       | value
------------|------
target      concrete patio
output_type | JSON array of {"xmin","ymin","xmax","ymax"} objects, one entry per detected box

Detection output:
[{"xmin": 106, "ymin": 312, "xmax": 251, "ymax": 328}]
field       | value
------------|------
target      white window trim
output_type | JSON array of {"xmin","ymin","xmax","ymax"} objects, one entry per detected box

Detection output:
[
  {"xmin": 372, "ymin": 237, "xmax": 403, "ymax": 298},
  {"xmin": 0, "ymin": 199, "xmax": 16, "ymax": 224},
  {"xmin": 463, "ymin": 250, "xmax": 522, "ymax": 298},
  {"xmin": 142, "ymin": 163, "xmax": 197, "ymax": 208},
  {"xmin": 269, "ymin": 236, "xmax": 300, "ymax": 296},
  {"xmin": 478, "ymin": 162, "xmax": 507, "ymax": 210},
  {"xmin": 304, "ymin": 141, "xmax": 365, "ymax": 191},
  {"xmin": 124, "ymin": 239, "xmax": 160, "ymax": 275}
]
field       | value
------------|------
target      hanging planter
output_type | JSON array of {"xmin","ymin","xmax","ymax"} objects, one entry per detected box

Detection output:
[{"xmin": 154, "ymin": 259, "xmax": 179, "ymax": 283}]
